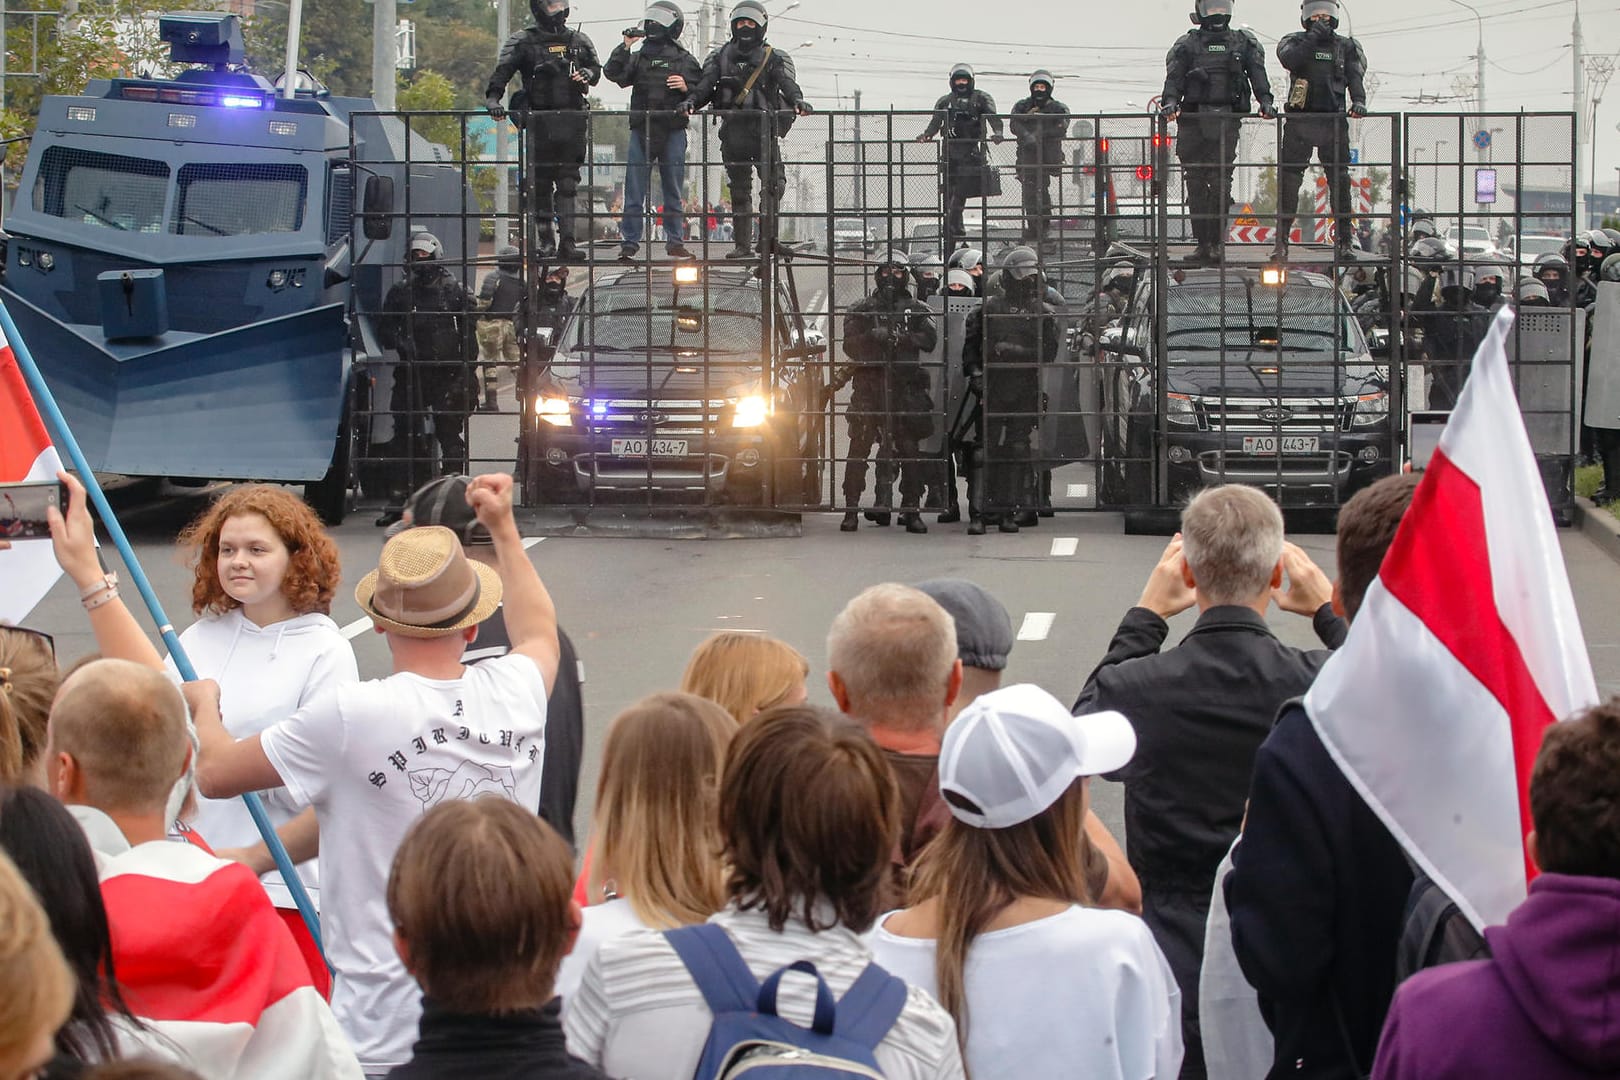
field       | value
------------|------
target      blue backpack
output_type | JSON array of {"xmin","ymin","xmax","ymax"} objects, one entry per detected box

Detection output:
[{"xmin": 665, "ymin": 923, "xmax": 909, "ymax": 1079}]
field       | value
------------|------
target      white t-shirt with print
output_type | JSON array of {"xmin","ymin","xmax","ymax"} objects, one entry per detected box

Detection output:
[
  {"xmin": 260, "ymin": 652, "xmax": 548, "ymax": 1073},
  {"xmin": 868, "ymin": 905, "xmax": 1183, "ymax": 1080}
]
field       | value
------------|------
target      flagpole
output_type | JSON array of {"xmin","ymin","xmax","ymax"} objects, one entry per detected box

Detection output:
[{"xmin": 0, "ymin": 298, "xmax": 326, "ymax": 963}]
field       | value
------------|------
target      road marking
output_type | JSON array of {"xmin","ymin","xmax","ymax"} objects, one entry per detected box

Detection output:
[
  {"xmin": 522, "ymin": 536, "xmax": 544, "ymax": 550},
  {"xmin": 1066, "ymin": 483, "xmax": 1090, "ymax": 498},
  {"xmin": 1017, "ymin": 612, "xmax": 1056, "ymax": 641},
  {"xmin": 1050, "ymin": 537, "xmax": 1079, "ymax": 557},
  {"xmin": 340, "ymin": 616, "xmax": 373, "ymax": 640}
]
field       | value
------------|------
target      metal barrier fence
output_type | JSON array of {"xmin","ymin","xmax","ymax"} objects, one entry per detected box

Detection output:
[{"xmin": 343, "ymin": 107, "xmax": 1581, "ymax": 524}]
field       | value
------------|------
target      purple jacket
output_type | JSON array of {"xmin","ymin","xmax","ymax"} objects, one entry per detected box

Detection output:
[{"xmin": 1372, "ymin": 873, "xmax": 1620, "ymax": 1079}]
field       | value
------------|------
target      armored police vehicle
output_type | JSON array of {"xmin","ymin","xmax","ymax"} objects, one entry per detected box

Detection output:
[{"xmin": 3, "ymin": 11, "xmax": 469, "ymax": 523}]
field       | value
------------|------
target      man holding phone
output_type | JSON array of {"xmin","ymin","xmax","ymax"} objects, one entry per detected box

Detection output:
[{"xmin": 606, "ymin": 2, "xmax": 702, "ymax": 262}]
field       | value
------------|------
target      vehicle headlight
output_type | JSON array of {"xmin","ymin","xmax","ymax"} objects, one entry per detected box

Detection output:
[
  {"xmin": 35, "ymin": 251, "xmax": 54, "ymax": 272},
  {"xmin": 1352, "ymin": 392, "xmax": 1389, "ymax": 426},
  {"xmin": 732, "ymin": 394, "xmax": 770, "ymax": 428},
  {"xmin": 1166, "ymin": 393, "xmax": 1199, "ymax": 426},
  {"xmin": 535, "ymin": 395, "xmax": 572, "ymax": 428}
]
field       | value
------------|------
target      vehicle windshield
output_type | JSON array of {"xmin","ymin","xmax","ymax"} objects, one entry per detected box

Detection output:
[
  {"xmin": 565, "ymin": 282, "xmax": 768, "ymax": 355},
  {"xmin": 34, "ymin": 147, "xmax": 168, "ymax": 232},
  {"xmin": 174, "ymin": 163, "xmax": 307, "ymax": 235},
  {"xmin": 1519, "ymin": 235, "xmax": 1564, "ymax": 257},
  {"xmin": 1164, "ymin": 284, "xmax": 1367, "ymax": 355},
  {"xmin": 1453, "ymin": 226, "xmax": 1490, "ymax": 243}
]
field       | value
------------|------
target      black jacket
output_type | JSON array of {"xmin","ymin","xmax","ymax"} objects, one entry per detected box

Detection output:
[
  {"xmin": 1163, "ymin": 25, "xmax": 1274, "ymax": 114},
  {"xmin": 962, "ymin": 293, "xmax": 1058, "ymax": 414},
  {"xmin": 485, "ymin": 24, "xmax": 601, "ymax": 127},
  {"xmin": 1413, "ymin": 277, "xmax": 1489, "ymax": 366},
  {"xmin": 604, "ymin": 35, "xmax": 702, "ymax": 141},
  {"xmin": 842, "ymin": 288, "xmax": 938, "ymax": 409},
  {"xmin": 380, "ymin": 267, "xmax": 474, "ymax": 362},
  {"xmin": 1225, "ymin": 702, "xmax": 1415, "ymax": 1079},
  {"xmin": 478, "ymin": 268, "xmax": 525, "ymax": 319},
  {"xmin": 1075, "ymin": 604, "xmax": 1345, "ymax": 889},
  {"xmin": 921, "ymin": 88, "xmax": 1003, "ymax": 153},
  {"xmin": 1277, "ymin": 28, "xmax": 1367, "ymax": 113},
  {"xmin": 388, "ymin": 998, "xmax": 609, "ymax": 1080},
  {"xmin": 684, "ymin": 41, "xmax": 805, "ymax": 140},
  {"xmin": 1010, "ymin": 96, "xmax": 1071, "ymax": 166}
]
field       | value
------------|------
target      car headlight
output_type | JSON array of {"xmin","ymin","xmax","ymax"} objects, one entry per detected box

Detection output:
[
  {"xmin": 535, "ymin": 395, "xmax": 572, "ymax": 428},
  {"xmin": 1166, "ymin": 393, "xmax": 1199, "ymax": 426},
  {"xmin": 732, "ymin": 394, "xmax": 770, "ymax": 428},
  {"xmin": 1352, "ymin": 392, "xmax": 1389, "ymax": 426}
]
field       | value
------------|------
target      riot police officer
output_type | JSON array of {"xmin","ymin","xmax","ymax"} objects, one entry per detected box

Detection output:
[
  {"xmin": 946, "ymin": 247, "xmax": 987, "ymax": 296},
  {"xmin": 912, "ymin": 252, "xmax": 944, "ymax": 302},
  {"xmin": 1534, "ymin": 252, "xmax": 1573, "ymax": 307},
  {"xmin": 1162, "ymin": 0, "xmax": 1275, "ymax": 266},
  {"xmin": 1010, "ymin": 70, "xmax": 1071, "ymax": 246},
  {"xmin": 1473, "ymin": 262, "xmax": 1508, "ymax": 311},
  {"xmin": 681, "ymin": 0, "xmax": 812, "ymax": 260},
  {"xmin": 1274, "ymin": 0, "xmax": 1366, "ymax": 259},
  {"xmin": 1414, "ymin": 263, "xmax": 1487, "ymax": 410},
  {"xmin": 375, "ymin": 232, "xmax": 476, "ymax": 525},
  {"xmin": 838, "ymin": 251, "xmax": 939, "ymax": 534},
  {"xmin": 475, "ymin": 244, "xmax": 524, "ymax": 411},
  {"xmin": 485, "ymin": 0, "xmax": 601, "ymax": 262},
  {"xmin": 963, "ymin": 246, "xmax": 1057, "ymax": 533},
  {"xmin": 606, "ymin": 1, "xmax": 702, "ymax": 261},
  {"xmin": 919, "ymin": 64, "xmax": 1004, "ymax": 245}
]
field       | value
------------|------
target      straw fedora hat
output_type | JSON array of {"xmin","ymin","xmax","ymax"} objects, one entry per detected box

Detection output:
[{"xmin": 354, "ymin": 526, "xmax": 502, "ymax": 638}]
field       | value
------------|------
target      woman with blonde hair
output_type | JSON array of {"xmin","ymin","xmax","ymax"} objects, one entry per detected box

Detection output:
[
  {"xmin": 0, "ymin": 625, "xmax": 57, "ymax": 788},
  {"xmin": 678, "ymin": 632, "xmax": 809, "ymax": 724},
  {"xmin": 557, "ymin": 692, "xmax": 737, "ymax": 1002},
  {"xmin": 0, "ymin": 847, "xmax": 74, "ymax": 1080},
  {"xmin": 869, "ymin": 685, "xmax": 1182, "ymax": 1080}
]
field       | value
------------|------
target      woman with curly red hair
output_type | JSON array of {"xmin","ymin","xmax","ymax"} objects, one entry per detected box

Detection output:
[{"xmin": 169, "ymin": 485, "xmax": 356, "ymax": 991}]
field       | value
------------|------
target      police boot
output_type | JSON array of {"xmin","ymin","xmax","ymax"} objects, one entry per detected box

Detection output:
[
  {"xmin": 555, "ymin": 195, "xmax": 586, "ymax": 262},
  {"xmin": 840, "ymin": 511, "xmax": 859, "ymax": 532},
  {"xmin": 966, "ymin": 516, "xmax": 987, "ymax": 535},
  {"xmin": 865, "ymin": 480, "xmax": 893, "ymax": 526},
  {"xmin": 728, "ymin": 203, "xmax": 756, "ymax": 260},
  {"xmin": 482, "ymin": 387, "xmax": 499, "ymax": 412},
  {"xmin": 900, "ymin": 512, "xmax": 928, "ymax": 534}
]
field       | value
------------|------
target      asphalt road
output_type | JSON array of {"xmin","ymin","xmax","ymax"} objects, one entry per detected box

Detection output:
[{"xmin": 23, "ymin": 483, "xmax": 1620, "ymax": 849}]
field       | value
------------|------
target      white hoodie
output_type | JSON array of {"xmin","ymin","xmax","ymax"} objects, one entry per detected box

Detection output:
[{"xmin": 168, "ymin": 609, "xmax": 358, "ymax": 909}]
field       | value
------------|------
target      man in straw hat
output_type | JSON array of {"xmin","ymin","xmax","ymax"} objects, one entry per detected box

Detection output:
[{"xmin": 193, "ymin": 472, "xmax": 560, "ymax": 1076}]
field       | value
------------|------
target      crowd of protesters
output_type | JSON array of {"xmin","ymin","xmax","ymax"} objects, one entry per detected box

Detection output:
[{"xmin": 1, "ymin": 467, "xmax": 1617, "ymax": 1080}]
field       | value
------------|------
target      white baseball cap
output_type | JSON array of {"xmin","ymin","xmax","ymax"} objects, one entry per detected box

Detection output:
[{"xmin": 939, "ymin": 684, "xmax": 1136, "ymax": 829}]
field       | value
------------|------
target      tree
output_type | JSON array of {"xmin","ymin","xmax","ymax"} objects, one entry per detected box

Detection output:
[
  {"xmin": 246, "ymin": 0, "xmax": 371, "ymax": 95},
  {"xmin": 414, "ymin": 19, "xmax": 498, "ymax": 108}
]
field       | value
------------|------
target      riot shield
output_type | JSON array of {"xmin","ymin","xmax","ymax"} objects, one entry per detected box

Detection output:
[{"xmin": 1586, "ymin": 283, "xmax": 1620, "ymax": 432}]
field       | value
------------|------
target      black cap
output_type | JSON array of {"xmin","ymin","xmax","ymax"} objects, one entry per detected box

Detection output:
[
  {"xmin": 387, "ymin": 475, "xmax": 491, "ymax": 545},
  {"xmin": 915, "ymin": 578, "xmax": 1014, "ymax": 672}
]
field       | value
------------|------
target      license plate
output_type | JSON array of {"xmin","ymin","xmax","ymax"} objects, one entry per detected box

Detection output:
[
  {"xmin": 1242, "ymin": 436, "xmax": 1319, "ymax": 454},
  {"xmin": 610, "ymin": 437, "xmax": 688, "ymax": 457}
]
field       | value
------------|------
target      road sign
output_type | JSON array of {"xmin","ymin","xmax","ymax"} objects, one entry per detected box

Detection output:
[
  {"xmin": 1473, "ymin": 129, "xmax": 1492, "ymax": 151},
  {"xmin": 1349, "ymin": 148, "xmax": 1360, "ymax": 165}
]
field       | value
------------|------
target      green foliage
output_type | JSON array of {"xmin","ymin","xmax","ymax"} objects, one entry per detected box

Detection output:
[
  {"xmin": 397, "ymin": 68, "xmax": 462, "ymax": 147},
  {"xmin": 246, "ymin": 0, "xmax": 371, "ymax": 95}
]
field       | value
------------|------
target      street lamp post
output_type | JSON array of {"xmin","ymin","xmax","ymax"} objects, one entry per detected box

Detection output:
[{"xmin": 1434, "ymin": 139, "xmax": 1450, "ymax": 210}]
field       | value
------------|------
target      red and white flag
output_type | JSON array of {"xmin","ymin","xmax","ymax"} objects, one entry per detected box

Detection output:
[
  {"xmin": 99, "ymin": 839, "xmax": 361, "ymax": 1079},
  {"xmin": 1305, "ymin": 307, "xmax": 1599, "ymax": 930},
  {"xmin": 0, "ymin": 322, "xmax": 64, "ymax": 622}
]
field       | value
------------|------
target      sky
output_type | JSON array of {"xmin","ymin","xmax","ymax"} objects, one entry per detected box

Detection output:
[{"xmin": 565, "ymin": 0, "xmax": 1620, "ymax": 204}]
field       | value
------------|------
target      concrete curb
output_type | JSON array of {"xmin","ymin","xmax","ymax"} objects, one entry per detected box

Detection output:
[{"xmin": 1573, "ymin": 496, "xmax": 1620, "ymax": 568}]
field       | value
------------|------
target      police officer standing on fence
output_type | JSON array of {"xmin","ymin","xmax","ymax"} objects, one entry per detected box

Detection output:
[
  {"xmin": 680, "ymin": 1, "xmax": 812, "ymax": 261},
  {"xmin": 838, "ymin": 251, "xmax": 939, "ymax": 535},
  {"xmin": 375, "ymin": 232, "xmax": 477, "ymax": 526},
  {"xmin": 1273, "ymin": 0, "xmax": 1366, "ymax": 260},
  {"xmin": 607, "ymin": 1, "xmax": 702, "ymax": 262},
  {"xmin": 918, "ymin": 64, "xmax": 1004, "ymax": 247},
  {"xmin": 1010, "ymin": 70, "xmax": 1071, "ymax": 248},
  {"xmin": 485, "ymin": 0, "xmax": 601, "ymax": 263},
  {"xmin": 1162, "ymin": 0, "xmax": 1275, "ymax": 266},
  {"xmin": 963, "ymin": 246, "xmax": 1058, "ymax": 534}
]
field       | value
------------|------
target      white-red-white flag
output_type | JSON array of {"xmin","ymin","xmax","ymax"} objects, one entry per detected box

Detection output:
[
  {"xmin": 1305, "ymin": 306, "xmax": 1599, "ymax": 930},
  {"xmin": 0, "ymin": 322, "xmax": 64, "ymax": 622}
]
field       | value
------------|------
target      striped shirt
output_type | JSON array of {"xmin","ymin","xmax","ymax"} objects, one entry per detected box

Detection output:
[{"xmin": 563, "ymin": 905, "xmax": 965, "ymax": 1080}]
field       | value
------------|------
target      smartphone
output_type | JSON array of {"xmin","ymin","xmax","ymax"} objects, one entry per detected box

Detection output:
[
  {"xmin": 1409, "ymin": 411, "xmax": 1448, "ymax": 472},
  {"xmin": 0, "ymin": 479, "xmax": 66, "ymax": 541}
]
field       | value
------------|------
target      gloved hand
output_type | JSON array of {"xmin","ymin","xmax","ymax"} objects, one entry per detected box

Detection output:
[
  {"xmin": 677, "ymin": 100, "xmax": 695, "ymax": 117},
  {"xmin": 1347, "ymin": 102, "xmax": 1367, "ymax": 118},
  {"xmin": 1159, "ymin": 101, "xmax": 1181, "ymax": 121},
  {"xmin": 1258, "ymin": 103, "xmax": 1277, "ymax": 120},
  {"xmin": 991, "ymin": 133, "xmax": 1005, "ymax": 144},
  {"xmin": 795, "ymin": 100, "xmax": 813, "ymax": 115},
  {"xmin": 486, "ymin": 99, "xmax": 507, "ymax": 121},
  {"xmin": 1308, "ymin": 19, "xmax": 1333, "ymax": 41}
]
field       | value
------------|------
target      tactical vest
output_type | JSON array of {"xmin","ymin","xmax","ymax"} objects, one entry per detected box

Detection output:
[
  {"xmin": 1185, "ymin": 29, "xmax": 1258, "ymax": 112},
  {"xmin": 1288, "ymin": 37, "xmax": 1349, "ymax": 111}
]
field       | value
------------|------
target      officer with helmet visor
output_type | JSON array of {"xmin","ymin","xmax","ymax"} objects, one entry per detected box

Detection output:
[
  {"xmin": 912, "ymin": 252, "xmax": 945, "ymax": 302},
  {"xmin": 607, "ymin": 1, "xmax": 702, "ymax": 261},
  {"xmin": 1472, "ymin": 263, "xmax": 1508, "ymax": 311},
  {"xmin": 947, "ymin": 247, "xmax": 987, "ymax": 296},
  {"xmin": 919, "ymin": 64, "xmax": 1005, "ymax": 245},
  {"xmin": 1533, "ymin": 252, "xmax": 1572, "ymax": 307},
  {"xmin": 1414, "ymin": 263, "xmax": 1487, "ymax": 409},
  {"xmin": 680, "ymin": 0, "xmax": 812, "ymax": 260},
  {"xmin": 1162, "ymin": 0, "xmax": 1275, "ymax": 266},
  {"xmin": 1010, "ymin": 70, "xmax": 1072, "ymax": 246},
  {"xmin": 1274, "ymin": 0, "xmax": 1367, "ymax": 260},
  {"xmin": 837, "ymin": 251, "xmax": 939, "ymax": 533}
]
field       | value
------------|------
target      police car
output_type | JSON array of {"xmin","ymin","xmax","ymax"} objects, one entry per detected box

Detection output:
[
  {"xmin": 1098, "ymin": 265, "xmax": 1393, "ymax": 507},
  {"xmin": 524, "ymin": 263, "xmax": 827, "ymax": 508}
]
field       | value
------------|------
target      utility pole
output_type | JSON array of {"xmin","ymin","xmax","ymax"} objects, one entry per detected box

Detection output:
[
  {"xmin": 852, "ymin": 88, "xmax": 864, "ymax": 217},
  {"xmin": 1574, "ymin": 4, "xmax": 1585, "ymax": 230},
  {"xmin": 371, "ymin": 0, "xmax": 397, "ymax": 110}
]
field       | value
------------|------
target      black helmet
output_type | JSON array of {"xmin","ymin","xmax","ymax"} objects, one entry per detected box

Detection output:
[
  {"xmin": 496, "ymin": 244, "xmax": 521, "ymax": 273},
  {"xmin": 531, "ymin": 0, "xmax": 568, "ymax": 31},
  {"xmin": 1516, "ymin": 277, "xmax": 1550, "ymax": 305},
  {"xmin": 1587, "ymin": 229, "xmax": 1615, "ymax": 264},
  {"xmin": 729, "ymin": 0, "xmax": 766, "ymax": 46},
  {"xmin": 1603, "ymin": 228, "xmax": 1620, "ymax": 249},
  {"xmin": 950, "ymin": 63, "xmax": 974, "ymax": 95},
  {"xmin": 1408, "ymin": 236, "xmax": 1449, "ymax": 267},
  {"xmin": 1193, "ymin": 0, "xmax": 1232, "ymax": 27},
  {"xmin": 875, "ymin": 250, "xmax": 911, "ymax": 295},
  {"xmin": 1001, "ymin": 245, "xmax": 1042, "ymax": 300},
  {"xmin": 644, "ymin": 0, "xmax": 684, "ymax": 39},
  {"xmin": 1029, "ymin": 69, "xmax": 1055, "ymax": 100},
  {"xmin": 1300, "ymin": 0, "xmax": 1339, "ymax": 28},
  {"xmin": 911, "ymin": 251, "xmax": 944, "ymax": 284},
  {"xmin": 1602, "ymin": 252, "xmax": 1620, "ymax": 284},
  {"xmin": 1472, "ymin": 261, "xmax": 1505, "ymax": 306},
  {"xmin": 948, "ymin": 247, "xmax": 983, "ymax": 273},
  {"xmin": 1438, "ymin": 265, "xmax": 1476, "ymax": 296},
  {"xmin": 1533, "ymin": 252, "xmax": 1569, "ymax": 280}
]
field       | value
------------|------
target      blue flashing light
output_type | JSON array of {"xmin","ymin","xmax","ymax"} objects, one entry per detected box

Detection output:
[
  {"xmin": 220, "ymin": 94, "xmax": 263, "ymax": 109},
  {"xmin": 591, "ymin": 400, "xmax": 608, "ymax": 417}
]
